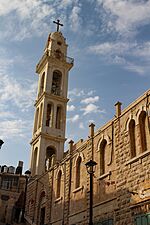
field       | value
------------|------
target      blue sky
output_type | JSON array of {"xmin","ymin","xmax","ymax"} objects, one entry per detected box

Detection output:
[{"xmin": 1, "ymin": 0, "xmax": 150, "ymax": 171}]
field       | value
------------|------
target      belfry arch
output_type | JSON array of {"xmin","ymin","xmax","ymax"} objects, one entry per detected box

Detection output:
[
  {"xmin": 45, "ymin": 146, "xmax": 56, "ymax": 171},
  {"xmin": 51, "ymin": 70, "xmax": 62, "ymax": 96}
]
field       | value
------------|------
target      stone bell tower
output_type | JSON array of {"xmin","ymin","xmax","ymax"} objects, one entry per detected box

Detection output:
[{"xmin": 30, "ymin": 21, "xmax": 74, "ymax": 176}]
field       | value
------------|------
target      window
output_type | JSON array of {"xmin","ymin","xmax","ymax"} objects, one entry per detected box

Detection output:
[
  {"xmin": 129, "ymin": 119, "xmax": 136, "ymax": 158},
  {"xmin": 51, "ymin": 70, "xmax": 62, "ymax": 96},
  {"xmin": 76, "ymin": 157, "xmax": 81, "ymax": 188},
  {"xmin": 55, "ymin": 49, "xmax": 62, "ymax": 59},
  {"xmin": 33, "ymin": 147, "xmax": 38, "ymax": 176},
  {"xmin": 139, "ymin": 111, "xmax": 147, "ymax": 152},
  {"xmin": 34, "ymin": 108, "xmax": 39, "ymax": 133},
  {"xmin": 38, "ymin": 103, "xmax": 43, "ymax": 129},
  {"xmin": 39, "ymin": 192, "xmax": 46, "ymax": 225},
  {"xmin": 46, "ymin": 104, "xmax": 53, "ymax": 127},
  {"xmin": 39, "ymin": 72, "xmax": 45, "ymax": 96},
  {"xmin": 1, "ymin": 176, "xmax": 18, "ymax": 190},
  {"xmin": 100, "ymin": 139, "xmax": 107, "ymax": 175},
  {"xmin": 45, "ymin": 146, "xmax": 56, "ymax": 171},
  {"xmin": 56, "ymin": 170, "xmax": 62, "ymax": 198},
  {"xmin": 56, "ymin": 106, "xmax": 62, "ymax": 129},
  {"xmin": 40, "ymin": 207, "xmax": 45, "ymax": 225},
  {"xmin": 135, "ymin": 213, "xmax": 150, "ymax": 225}
]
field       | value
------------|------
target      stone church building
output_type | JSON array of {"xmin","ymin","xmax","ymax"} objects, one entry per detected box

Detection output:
[{"xmin": 25, "ymin": 26, "xmax": 150, "ymax": 225}]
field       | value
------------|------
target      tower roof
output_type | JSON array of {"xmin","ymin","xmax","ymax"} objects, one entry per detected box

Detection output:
[{"xmin": 44, "ymin": 31, "xmax": 66, "ymax": 52}]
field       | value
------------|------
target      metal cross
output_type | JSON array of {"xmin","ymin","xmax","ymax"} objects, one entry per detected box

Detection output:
[{"xmin": 53, "ymin": 19, "xmax": 63, "ymax": 32}]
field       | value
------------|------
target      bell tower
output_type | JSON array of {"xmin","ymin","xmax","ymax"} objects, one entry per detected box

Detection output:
[{"xmin": 30, "ymin": 22, "xmax": 74, "ymax": 176}]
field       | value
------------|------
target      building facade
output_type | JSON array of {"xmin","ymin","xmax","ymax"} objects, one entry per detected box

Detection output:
[
  {"xmin": 0, "ymin": 161, "xmax": 27, "ymax": 224},
  {"xmin": 25, "ymin": 29, "xmax": 150, "ymax": 225}
]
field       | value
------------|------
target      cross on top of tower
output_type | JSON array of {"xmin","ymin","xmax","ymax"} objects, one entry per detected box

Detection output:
[{"xmin": 53, "ymin": 19, "xmax": 63, "ymax": 32}]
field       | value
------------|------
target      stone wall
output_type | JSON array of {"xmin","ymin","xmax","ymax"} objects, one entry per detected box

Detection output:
[{"xmin": 26, "ymin": 89, "xmax": 150, "ymax": 225}]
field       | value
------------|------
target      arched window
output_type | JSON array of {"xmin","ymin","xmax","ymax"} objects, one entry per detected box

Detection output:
[
  {"xmin": 51, "ymin": 70, "xmax": 62, "ymax": 96},
  {"xmin": 38, "ymin": 103, "xmax": 43, "ymax": 129},
  {"xmin": 39, "ymin": 72, "xmax": 45, "ymax": 96},
  {"xmin": 139, "ymin": 111, "xmax": 147, "ymax": 152},
  {"xmin": 129, "ymin": 119, "xmax": 136, "ymax": 158},
  {"xmin": 45, "ymin": 146, "xmax": 56, "ymax": 171},
  {"xmin": 34, "ymin": 108, "xmax": 39, "ymax": 133},
  {"xmin": 46, "ymin": 104, "xmax": 53, "ymax": 127},
  {"xmin": 55, "ymin": 49, "xmax": 62, "ymax": 59},
  {"xmin": 33, "ymin": 147, "xmax": 38, "ymax": 176},
  {"xmin": 39, "ymin": 191, "xmax": 46, "ymax": 225},
  {"xmin": 56, "ymin": 106, "xmax": 62, "ymax": 129},
  {"xmin": 76, "ymin": 157, "xmax": 82, "ymax": 188},
  {"xmin": 100, "ymin": 139, "xmax": 107, "ymax": 175},
  {"xmin": 56, "ymin": 170, "xmax": 62, "ymax": 198}
]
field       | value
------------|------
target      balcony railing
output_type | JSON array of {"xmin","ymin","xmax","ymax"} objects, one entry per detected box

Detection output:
[
  {"xmin": 66, "ymin": 56, "xmax": 74, "ymax": 64},
  {"xmin": 36, "ymin": 51, "xmax": 74, "ymax": 71}
]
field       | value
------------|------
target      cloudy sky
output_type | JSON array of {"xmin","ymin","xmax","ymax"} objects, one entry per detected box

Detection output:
[{"xmin": 0, "ymin": 0, "xmax": 150, "ymax": 171}]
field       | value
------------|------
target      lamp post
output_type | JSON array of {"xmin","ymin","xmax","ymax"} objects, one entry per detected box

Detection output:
[
  {"xmin": 85, "ymin": 160, "xmax": 97, "ymax": 225},
  {"xmin": 0, "ymin": 139, "xmax": 4, "ymax": 149},
  {"xmin": 21, "ymin": 169, "xmax": 31, "ymax": 222}
]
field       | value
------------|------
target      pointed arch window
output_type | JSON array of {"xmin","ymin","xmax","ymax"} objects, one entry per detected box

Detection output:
[
  {"xmin": 38, "ymin": 103, "xmax": 43, "ymax": 129},
  {"xmin": 33, "ymin": 147, "xmax": 38, "ymax": 176},
  {"xmin": 56, "ymin": 170, "xmax": 62, "ymax": 198},
  {"xmin": 51, "ymin": 70, "xmax": 62, "ymax": 96},
  {"xmin": 100, "ymin": 139, "xmax": 107, "ymax": 175},
  {"xmin": 34, "ymin": 108, "xmax": 39, "ymax": 133},
  {"xmin": 39, "ymin": 72, "xmax": 45, "ymax": 96},
  {"xmin": 56, "ymin": 106, "xmax": 62, "ymax": 129},
  {"xmin": 46, "ymin": 104, "xmax": 53, "ymax": 127},
  {"xmin": 76, "ymin": 156, "xmax": 82, "ymax": 188},
  {"xmin": 129, "ymin": 119, "xmax": 136, "ymax": 158},
  {"xmin": 38, "ymin": 191, "xmax": 46, "ymax": 225},
  {"xmin": 45, "ymin": 146, "xmax": 56, "ymax": 171},
  {"xmin": 139, "ymin": 111, "xmax": 147, "ymax": 152}
]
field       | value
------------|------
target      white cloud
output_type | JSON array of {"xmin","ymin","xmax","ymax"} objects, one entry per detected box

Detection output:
[
  {"xmin": 88, "ymin": 42, "xmax": 135, "ymax": 56},
  {"xmin": 133, "ymin": 42, "xmax": 150, "ymax": 58},
  {"xmin": 0, "ymin": 0, "xmax": 83, "ymax": 41},
  {"xmin": 81, "ymin": 96, "xmax": 99, "ymax": 104},
  {"xmin": 89, "ymin": 119, "xmax": 95, "ymax": 124},
  {"xmin": 0, "ymin": 74, "xmax": 37, "ymax": 111},
  {"xmin": 69, "ymin": 88, "xmax": 86, "ymax": 97},
  {"xmin": 88, "ymin": 41, "xmax": 150, "ymax": 75},
  {"xmin": 0, "ymin": 111, "xmax": 16, "ymax": 119},
  {"xmin": 67, "ymin": 114, "xmax": 80, "ymax": 122},
  {"xmin": 97, "ymin": 0, "xmax": 150, "ymax": 36},
  {"xmin": 69, "ymin": 4, "xmax": 81, "ymax": 32},
  {"xmin": 79, "ymin": 122, "xmax": 84, "ymax": 129},
  {"xmin": 81, "ymin": 103, "xmax": 104, "ymax": 115},
  {"xmin": 0, "ymin": 119, "xmax": 31, "ymax": 140},
  {"xmin": 0, "ymin": 0, "xmax": 55, "ymax": 40},
  {"xmin": 67, "ymin": 104, "xmax": 75, "ymax": 111}
]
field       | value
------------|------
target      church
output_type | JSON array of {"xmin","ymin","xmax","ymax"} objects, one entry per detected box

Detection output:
[{"xmin": 25, "ymin": 21, "xmax": 150, "ymax": 225}]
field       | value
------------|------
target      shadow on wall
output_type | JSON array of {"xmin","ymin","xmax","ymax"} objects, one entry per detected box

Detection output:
[{"xmin": 25, "ymin": 170, "xmax": 150, "ymax": 225}]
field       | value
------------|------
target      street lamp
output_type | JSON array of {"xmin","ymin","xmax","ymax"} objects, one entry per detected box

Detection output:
[
  {"xmin": 0, "ymin": 139, "xmax": 4, "ymax": 149},
  {"xmin": 85, "ymin": 160, "xmax": 97, "ymax": 225},
  {"xmin": 21, "ymin": 170, "xmax": 31, "ymax": 222}
]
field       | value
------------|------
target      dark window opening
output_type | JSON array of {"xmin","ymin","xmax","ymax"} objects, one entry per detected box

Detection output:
[
  {"xmin": 40, "ymin": 207, "xmax": 45, "ymax": 225},
  {"xmin": 57, "ymin": 170, "xmax": 62, "ymax": 198},
  {"xmin": 100, "ymin": 139, "xmax": 107, "ymax": 175},
  {"xmin": 139, "ymin": 111, "xmax": 147, "ymax": 152},
  {"xmin": 129, "ymin": 119, "xmax": 136, "ymax": 158},
  {"xmin": 46, "ymin": 104, "xmax": 53, "ymax": 127},
  {"xmin": 56, "ymin": 106, "xmax": 62, "ymax": 129},
  {"xmin": 45, "ymin": 147, "xmax": 56, "ymax": 171},
  {"xmin": 51, "ymin": 71, "xmax": 62, "ymax": 96},
  {"xmin": 76, "ymin": 157, "xmax": 81, "ymax": 188}
]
